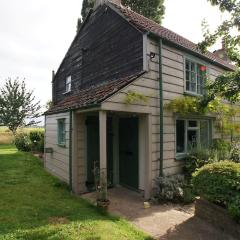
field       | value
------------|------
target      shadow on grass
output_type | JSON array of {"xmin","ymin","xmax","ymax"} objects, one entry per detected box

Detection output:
[{"xmin": 0, "ymin": 147, "xmax": 153, "ymax": 240}]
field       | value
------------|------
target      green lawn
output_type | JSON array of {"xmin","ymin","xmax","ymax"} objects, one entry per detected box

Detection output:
[{"xmin": 0, "ymin": 145, "xmax": 151, "ymax": 240}]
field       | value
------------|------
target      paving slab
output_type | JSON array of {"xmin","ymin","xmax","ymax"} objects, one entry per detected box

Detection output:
[{"xmin": 82, "ymin": 187, "xmax": 236, "ymax": 240}]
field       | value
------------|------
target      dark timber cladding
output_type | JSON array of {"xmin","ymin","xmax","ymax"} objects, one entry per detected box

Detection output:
[{"xmin": 53, "ymin": 5, "xmax": 143, "ymax": 104}]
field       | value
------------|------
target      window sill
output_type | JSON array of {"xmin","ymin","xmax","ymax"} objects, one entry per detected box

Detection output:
[
  {"xmin": 63, "ymin": 91, "xmax": 71, "ymax": 95},
  {"xmin": 184, "ymin": 91, "xmax": 203, "ymax": 97},
  {"xmin": 57, "ymin": 144, "xmax": 66, "ymax": 148},
  {"xmin": 175, "ymin": 153, "xmax": 187, "ymax": 160}
]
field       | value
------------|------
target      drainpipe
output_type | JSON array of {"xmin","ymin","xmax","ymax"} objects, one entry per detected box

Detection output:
[
  {"xmin": 69, "ymin": 110, "xmax": 73, "ymax": 190},
  {"xmin": 146, "ymin": 32, "xmax": 164, "ymax": 177},
  {"xmin": 158, "ymin": 39, "xmax": 164, "ymax": 177}
]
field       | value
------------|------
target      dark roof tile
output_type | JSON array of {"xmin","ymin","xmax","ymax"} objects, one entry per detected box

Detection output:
[
  {"xmin": 45, "ymin": 72, "xmax": 144, "ymax": 114},
  {"xmin": 110, "ymin": 2, "xmax": 235, "ymax": 71}
]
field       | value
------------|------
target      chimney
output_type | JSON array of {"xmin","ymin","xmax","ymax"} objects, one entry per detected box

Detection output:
[
  {"xmin": 213, "ymin": 38, "xmax": 229, "ymax": 62},
  {"xmin": 222, "ymin": 38, "xmax": 226, "ymax": 50},
  {"xmin": 94, "ymin": 0, "xmax": 121, "ymax": 9}
]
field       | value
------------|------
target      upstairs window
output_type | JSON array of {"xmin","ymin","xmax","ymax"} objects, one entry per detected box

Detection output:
[
  {"xmin": 185, "ymin": 59, "xmax": 207, "ymax": 95},
  {"xmin": 66, "ymin": 76, "xmax": 71, "ymax": 93},
  {"xmin": 176, "ymin": 119, "xmax": 211, "ymax": 156},
  {"xmin": 57, "ymin": 119, "xmax": 66, "ymax": 146}
]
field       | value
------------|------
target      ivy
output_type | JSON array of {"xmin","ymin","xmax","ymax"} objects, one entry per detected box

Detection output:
[
  {"xmin": 124, "ymin": 91, "xmax": 149, "ymax": 104},
  {"xmin": 165, "ymin": 96, "xmax": 240, "ymax": 139}
]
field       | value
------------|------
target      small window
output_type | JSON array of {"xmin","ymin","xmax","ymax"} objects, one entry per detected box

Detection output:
[
  {"xmin": 185, "ymin": 59, "xmax": 207, "ymax": 95},
  {"xmin": 176, "ymin": 119, "xmax": 211, "ymax": 156},
  {"xmin": 66, "ymin": 76, "xmax": 71, "ymax": 93},
  {"xmin": 57, "ymin": 119, "xmax": 66, "ymax": 146}
]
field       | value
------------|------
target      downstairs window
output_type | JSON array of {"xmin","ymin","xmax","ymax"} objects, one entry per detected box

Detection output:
[
  {"xmin": 57, "ymin": 119, "xmax": 66, "ymax": 146},
  {"xmin": 176, "ymin": 119, "xmax": 211, "ymax": 156}
]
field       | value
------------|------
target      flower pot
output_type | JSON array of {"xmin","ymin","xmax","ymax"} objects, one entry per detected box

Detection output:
[{"xmin": 97, "ymin": 199, "xmax": 110, "ymax": 210}]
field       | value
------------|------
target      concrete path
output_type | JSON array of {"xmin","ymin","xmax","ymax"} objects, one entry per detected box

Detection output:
[{"xmin": 82, "ymin": 187, "xmax": 236, "ymax": 240}]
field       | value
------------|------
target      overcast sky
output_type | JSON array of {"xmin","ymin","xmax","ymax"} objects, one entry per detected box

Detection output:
[{"xmin": 0, "ymin": 0, "xmax": 224, "ymax": 110}]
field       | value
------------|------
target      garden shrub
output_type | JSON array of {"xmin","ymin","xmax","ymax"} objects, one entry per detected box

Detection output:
[
  {"xmin": 230, "ymin": 140, "xmax": 240, "ymax": 163},
  {"xmin": 15, "ymin": 130, "xmax": 44, "ymax": 153},
  {"xmin": 192, "ymin": 161, "xmax": 240, "ymax": 222},
  {"xmin": 14, "ymin": 132, "xmax": 31, "ymax": 152},
  {"xmin": 212, "ymin": 139, "xmax": 231, "ymax": 160},
  {"xmin": 154, "ymin": 175, "xmax": 185, "ymax": 203},
  {"xmin": 183, "ymin": 147, "xmax": 217, "ymax": 178},
  {"xmin": 29, "ymin": 130, "xmax": 44, "ymax": 153}
]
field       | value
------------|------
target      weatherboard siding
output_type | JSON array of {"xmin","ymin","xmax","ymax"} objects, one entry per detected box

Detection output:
[
  {"xmin": 45, "ymin": 112, "xmax": 70, "ymax": 183},
  {"xmin": 103, "ymin": 36, "xmax": 234, "ymax": 180},
  {"xmin": 53, "ymin": 5, "xmax": 143, "ymax": 104},
  {"xmin": 75, "ymin": 114, "xmax": 88, "ymax": 193}
]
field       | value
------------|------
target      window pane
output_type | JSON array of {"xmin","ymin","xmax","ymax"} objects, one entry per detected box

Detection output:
[
  {"xmin": 176, "ymin": 120, "xmax": 185, "ymax": 153},
  {"xmin": 191, "ymin": 62, "xmax": 195, "ymax": 71},
  {"xmin": 200, "ymin": 121, "xmax": 209, "ymax": 147},
  {"xmin": 187, "ymin": 130, "xmax": 198, "ymax": 150},
  {"xmin": 58, "ymin": 119, "xmax": 65, "ymax": 145},
  {"xmin": 188, "ymin": 120, "xmax": 197, "ymax": 128},
  {"xmin": 66, "ymin": 76, "xmax": 72, "ymax": 92},
  {"xmin": 186, "ymin": 81, "xmax": 190, "ymax": 91}
]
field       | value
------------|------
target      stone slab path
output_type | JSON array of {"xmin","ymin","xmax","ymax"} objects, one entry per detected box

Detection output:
[{"xmin": 82, "ymin": 187, "xmax": 236, "ymax": 240}]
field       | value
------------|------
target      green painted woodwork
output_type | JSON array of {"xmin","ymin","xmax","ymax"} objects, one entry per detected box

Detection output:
[
  {"xmin": 119, "ymin": 117, "xmax": 139, "ymax": 190},
  {"xmin": 86, "ymin": 116, "xmax": 113, "ymax": 190}
]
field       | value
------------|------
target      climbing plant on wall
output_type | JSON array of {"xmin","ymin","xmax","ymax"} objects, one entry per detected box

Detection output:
[{"xmin": 165, "ymin": 96, "xmax": 240, "ymax": 140}]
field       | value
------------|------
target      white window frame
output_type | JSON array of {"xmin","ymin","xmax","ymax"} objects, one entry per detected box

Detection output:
[
  {"xmin": 184, "ymin": 57, "xmax": 208, "ymax": 96},
  {"xmin": 175, "ymin": 119, "xmax": 211, "ymax": 158},
  {"xmin": 65, "ymin": 76, "xmax": 72, "ymax": 93}
]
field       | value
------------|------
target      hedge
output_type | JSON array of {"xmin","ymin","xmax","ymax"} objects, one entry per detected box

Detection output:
[{"xmin": 192, "ymin": 161, "xmax": 240, "ymax": 222}]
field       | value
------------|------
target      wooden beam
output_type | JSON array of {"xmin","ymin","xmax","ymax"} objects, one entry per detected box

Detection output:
[
  {"xmin": 99, "ymin": 111, "xmax": 107, "ymax": 186},
  {"xmin": 144, "ymin": 114, "xmax": 152, "ymax": 199}
]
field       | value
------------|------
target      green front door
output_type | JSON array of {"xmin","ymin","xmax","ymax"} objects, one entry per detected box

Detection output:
[
  {"xmin": 119, "ymin": 117, "xmax": 139, "ymax": 190},
  {"xmin": 86, "ymin": 116, "xmax": 113, "ymax": 190}
]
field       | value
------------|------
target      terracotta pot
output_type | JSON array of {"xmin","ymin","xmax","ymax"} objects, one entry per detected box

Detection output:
[{"xmin": 97, "ymin": 199, "xmax": 110, "ymax": 210}]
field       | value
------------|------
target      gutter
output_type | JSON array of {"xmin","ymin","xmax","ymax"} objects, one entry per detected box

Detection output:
[{"xmin": 69, "ymin": 109, "xmax": 73, "ymax": 190}]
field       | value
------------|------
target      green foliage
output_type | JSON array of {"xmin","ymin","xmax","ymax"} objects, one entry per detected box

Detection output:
[
  {"xmin": 45, "ymin": 100, "xmax": 53, "ymax": 110},
  {"xmin": 81, "ymin": 0, "xmax": 94, "ymax": 21},
  {"xmin": 124, "ymin": 91, "xmax": 149, "ymax": 104},
  {"xmin": 0, "ymin": 145, "xmax": 150, "ymax": 240},
  {"xmin": 183, "ymin": 147, "xmax": 218, "ymax": 178},
  {"xmin": 230, "ymin": 140, "xmax": 240, "ymax": 163},
  {"xmin": 30, "ymin": 130, "xmax": 45, "ymax": 153},
  {"xmin": 212, "ymin": 139, "xmax": 231, "ymax": 159},
  {"xmin": 192, "ymin": 161, "xmax": 240, "ymax": 222},
  {"xmin": 0, "ymin": 78, "xmax": 41, "ymax": 135},
  {"xmin": 14, "ymin": 132, "xmax": 32, "ymax": 152},
  {"xmin": 154, "ymin": 175, "xmax": 185, "ymax": 203},
  {"xmin": 165, "ymin": 96, "xmax": 240, "ymax": 138},
  {"xmin": 122, "ymin": 0, "xmax": 165, "ymax": 24},
  {"xmin": 165, "ymin": 96, "xmax": 206, "ymax": 116},
  {"xmin": 198, "ymin": 0, "xmax": 240, "ymax": 103},
  {"xmin": 81, "ymin": 0, "xmax": 165, "ymax": 25},
  {"xmin": 14, "ymin": 130, "xmax": 44, "ymax": 153}
]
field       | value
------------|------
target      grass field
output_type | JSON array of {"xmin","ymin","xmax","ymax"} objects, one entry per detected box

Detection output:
[
  {"xmin": 0, "ymin": 127, "xmax": 44, "ymax": 145},
  {"xmin": 0, "ymin": 145, "xmax": 151, "ymax": 240}
]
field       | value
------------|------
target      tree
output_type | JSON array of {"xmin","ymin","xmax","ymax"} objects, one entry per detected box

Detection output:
[
  {"xmin": 122, "ymin": 0, "xmax": 165, "ymax": 24},
  {"xmin": 199, "ymin": 0, "xmax": 240, "ymax": 102},
  {"xmin": 81, "ymin": 0, "xmax": 95, "ymax": 21},
  {"xmin": 0, "ymin": 78, "xmax": 41, "ymax": 135},
  {"xmin": 81, "ymin": 0, "xmax": 165, "ymax": 24},
  {"xmin": 45, "ymin": 100, "xmax": 53, "ymax": 110}
]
